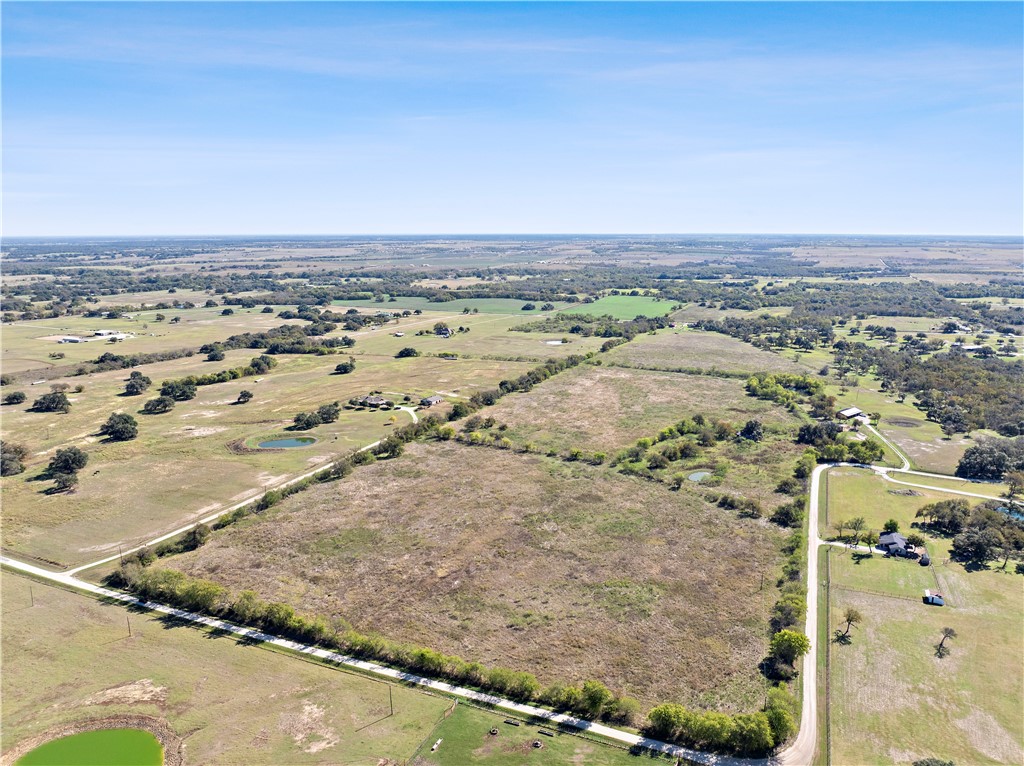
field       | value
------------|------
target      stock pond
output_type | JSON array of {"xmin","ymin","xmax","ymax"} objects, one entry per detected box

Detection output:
[
  {"xmin": 16, "ymin": 729, "xmax": 163, "ymax": 766},
  {"xmin": 258, "ymin": 436, "xmax": 316, "ymax": 449}
]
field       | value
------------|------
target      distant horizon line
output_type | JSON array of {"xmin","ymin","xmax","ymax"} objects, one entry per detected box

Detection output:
[{"xmin": 5, "ymin": 232, "xmax": 1023, "ymax": 242}]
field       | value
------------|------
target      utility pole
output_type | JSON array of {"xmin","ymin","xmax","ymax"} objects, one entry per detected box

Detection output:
[
  {"xmin": 389, "ymin": 685, "xmax": 394, "ymax": 717},
  {"xmin": 118, "ymin": 545, "xmax": 124, "ymax": 565},
  {"xmin": 126, "ymin": 615, "xmax": 132, "ymax": 638},
  {"xmin": 29, "ymin": 585, "xmax": 34, "ymax": 607}
]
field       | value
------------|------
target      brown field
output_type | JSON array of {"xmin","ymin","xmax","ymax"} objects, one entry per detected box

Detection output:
[
  {"xmin": 165, "ymin": 441, "xmax": 785, "ymax": 712},
  {"xmin": 603, "ymin": 328, "xmax": 806, "ymax": 374},
  {"xmin": 482, "ymin": 364, "xmax": 801, "ymax": 456}
]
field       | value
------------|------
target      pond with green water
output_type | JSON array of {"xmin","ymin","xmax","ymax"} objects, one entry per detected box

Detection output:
[{"xmin": 16, "ymin": 728, "xmax": 163, "ymax": 766}]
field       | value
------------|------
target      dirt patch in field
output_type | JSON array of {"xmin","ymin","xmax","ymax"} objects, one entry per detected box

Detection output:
[
  {"xmin": 80, "ymin": 679, "xmax": 167, "ymax": 706},
  {"xmin": 953, "ymin": 709, "xmax": 1023, "ymax": 764},
  {"xmin": 279, "ymin": 701, "xmax": 339, "ymax": 755},
  {"xmin": 167, "ymin": 441, "xmax": 784, "ymax": 711},
  {"xmin": 0, "ymin": 714, "xmax": 183, "ymax": 766}
]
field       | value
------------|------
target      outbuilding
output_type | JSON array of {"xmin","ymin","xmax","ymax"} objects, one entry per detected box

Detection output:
[
  {"xmin": 837, "ymin": 406, "xmax": 864, "ymax": 420},
  {"xmin": 420, "ymin": 395, "xmax": 444, "ymax": 407}
]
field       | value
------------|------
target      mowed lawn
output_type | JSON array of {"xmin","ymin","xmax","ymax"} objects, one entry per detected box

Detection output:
[
  {"xmin": 0, "ymin": 573, "xmax": 449, "ymax": 765},
  {"xmin": 602, "ymin": 328, "xmax": 807, "ymax": 374},
  {"xmin": 482, "ymin": 364, "xmax": 800, "ymax": 456},
  {"xmin": 1, "ymin": 344, "xmax": 536, "ymax": 568},
  {"xmin": 821, "ymin": 467, "xmax": 963, "ymax": 538},
  {"xmin": 165, "ymin": 441, "xmax": 786, "ymax": 712},
  {"xmin": 409, "ymin": 703, "xmax": 667, "ymax": 765}
]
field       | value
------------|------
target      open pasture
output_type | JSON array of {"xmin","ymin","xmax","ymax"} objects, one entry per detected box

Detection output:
[
  {"xmin": 1, "ymin": 347, "xmax": 536, "ymax": 568},
  {"xmin": 603, "ymin": 327, "xmax": 806, "ymax": 374},
  {"xmin": 343, "ymin": 308, "xmax": 607, "ymax": 360},
  {"xmin": 825, "ymin": 529, "xmax": 1023, "ymax": 764},
  {"xmin": 0, "ymin": 573, "xmax": 449, "ymax": 765},
  {"xmin": 165, "ymin": 441, "xmax": 785, "ymax": 712},
  {"xmin": 558, "ymin": 294, "xmax": 670, "ymax": 320},
  {"xmin": 0, "ymin": 306, "xmax": 305, "ymax": 375},
  {"xmin": 482, "ymin": 364, "xmax": 800, "ymax": 456}
]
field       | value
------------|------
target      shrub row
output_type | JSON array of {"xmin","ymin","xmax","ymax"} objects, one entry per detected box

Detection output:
[
  {"xmin": 114, "ymin": 565, "xmax": 641, "ymax": 725},
  {"xmin": 159, "ymin": 355, "xmax": 277, "ymax": 400}
]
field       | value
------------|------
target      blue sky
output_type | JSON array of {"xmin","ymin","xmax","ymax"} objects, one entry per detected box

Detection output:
[{"xmin": 3, "ymin": 2, "xmax": 1022, "ymax": 236}]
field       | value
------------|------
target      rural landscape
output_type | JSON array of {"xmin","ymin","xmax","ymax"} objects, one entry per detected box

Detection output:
[
  {"xmin": 1, "ymin": 235, "xmax": 1022, "ymax": 765},
  {"xmin": 3, "ymin": 1, "xmax": 1022, "ymax": 764}
]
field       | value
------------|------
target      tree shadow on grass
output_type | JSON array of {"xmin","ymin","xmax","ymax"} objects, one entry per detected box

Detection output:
[
  {"xmin": 832, "ymin": 630, "xmax": 852, "ymax": 645},
  {"xmin": 851, "ymin": 551, "xmax": 874, "ymax": 565}
]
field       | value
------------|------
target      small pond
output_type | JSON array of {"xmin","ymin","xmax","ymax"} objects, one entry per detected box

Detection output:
[
  {"xmin": 17, "ymin": 728, "xmax": 163, "ymax": 766},
  {"xmin": 258, "ymin": 436, "xmax": 317, "ymax": 449},
  {"xmin": 687, "ymin": 470, "xmax": 712, "ymax": 483}
]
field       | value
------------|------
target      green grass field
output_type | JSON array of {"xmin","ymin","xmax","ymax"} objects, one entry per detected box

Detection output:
[
  {"xmin": 0, "ymin": 573, "xmax": 450, "ymax": 765},
  {"xmin": 558, "ymin": 295, "xmax": 671, "ymax": 320},
  {"xmin": 821, "ymin": 467, "xmax": 971, "ymax": 538},
  {"xmin": 409, "ymin": 703, "xmax": 667, "ymax": 765}
]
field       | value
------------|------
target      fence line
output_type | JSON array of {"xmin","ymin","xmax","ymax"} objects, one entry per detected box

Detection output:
[
  {"xmin": 824, "ymin": 548, "xmax": 832, "ymax": 766},
  {"xmin": 831, "ymin": 584, "xmax": 918, "ymax": 602}
]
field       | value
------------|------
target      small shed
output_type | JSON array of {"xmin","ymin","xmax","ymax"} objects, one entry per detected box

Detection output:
[
  {"xmin": 837, "ymin": 406, "xmax": 863, "ymax": 420},
  {"xmin": 919, "ymin": 553, "xmax": 931, "ymax": 566},
  {"xmin": 923, "ymin": 589, "xmax": 945, "ymax": 606}
]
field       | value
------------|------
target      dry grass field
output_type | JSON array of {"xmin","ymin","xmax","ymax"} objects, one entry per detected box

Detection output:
[
  {"xmin": 482, "ymin": 364, "xmax": 801, "ymax": 456},
  {"xmin": 0, "ymin": 573, "xmax": 450, "ymax": 765},
  {"xmin": 603, "ymin": 328, "xmax": 806, "ymax": 374},
  {"xmin": 165, "ymin": 441, "xmax": 786, "ymax": 712}
]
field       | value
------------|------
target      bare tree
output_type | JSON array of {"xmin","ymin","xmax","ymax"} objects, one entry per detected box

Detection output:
[
  {"xmin": 842, "ymin": 607, "xmax": 863, "ymax": 637},
  {"xmin": 849, "ymin": 516, "xmax": 866, "ymax": 547}
]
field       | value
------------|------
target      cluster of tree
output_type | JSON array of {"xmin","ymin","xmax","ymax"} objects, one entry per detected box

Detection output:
[
  {"xmin": 292, "ymin": 402, "xmax": 341, "ymax": 430},
  {"xmin": 157, "ymin": 355, "xmax": 277, "ymax": 401},
  {"xmin": 124, "ymin": 371, "xmax": 152, "ymax": 396},
  {"xmin": 333, "ymin": 358, "xmax": 356, "ymax": 374},
  {"xmin": 948, "ymin": 502, "xmax": 1024, "ymax": 569},
  {"xmin": 1, "ymin": 441, "xmax": 28, "ymax": 476},
  {"xmin": 217, "ymin": 324, "xmax": 354, "ymax": 356},
  {"xmin": 83, "ymin": 348, "xmax": 197, "ymax": 375},
  {"xmin": 513, "ymin": 313, "xmax": 670, "ymax": 339},
  {"xmin": 46, "ymin": 446, "xmax": 88, "ymax": 492},
  {"xmin": 100, "ymin": 412, "xmax": 138, "ymax": 441},
  {"xmin": 395, "ymin": 347, "xmax": 420, "ymax": 358},
  {"xmin": 142, "ymin": 396, "xmax": 176, "ymax": 414},
  {"xmin": 833, "ymin": 342, "xmax": 1023, "ymax": 435},
  {"xmin": 646, "ymin": 684, "xmax": 797, "ymax": 756},
  {"xmin": 695, "ymin": 315, "xmax": 835, "ymax": 352},
  {"xmin": 3, "ymin": 390, "xmax": 26, "ymax": 405},
  {"xmin": 796, "ymin": 421, "xmax": 886, "ymax": 464},
  {"xmin": 745, "ymin": 372, "xmax": 824, "ymax": 409},
  {"xmin": 956, "ymin": 437, "xmax": 1024, "ymax": 481},
  {"xmin": 31, "ymin": 390, "xmax": 71, "ymax": 413}
]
